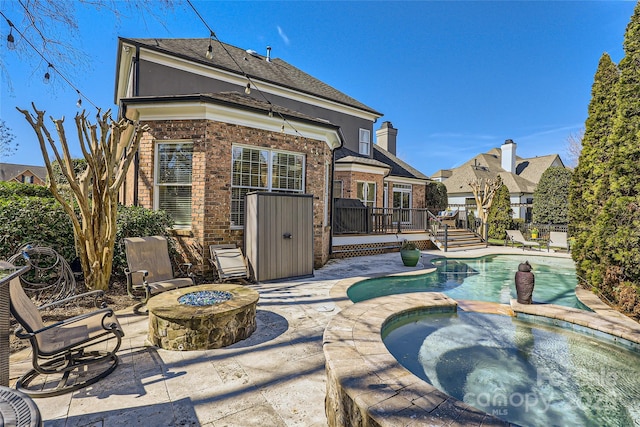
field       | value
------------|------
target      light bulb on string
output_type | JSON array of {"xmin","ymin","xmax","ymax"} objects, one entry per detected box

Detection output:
[
  {"xmin": 43, "ymin": 64, "xmax": 52, "ymax": 84},
  {"xmin": 6, "ymin": 28, "xmax": 15, "ymax": 50},
  {"xmin": 244, "ymin": 82, "xmax": 251, "ymax": 95},
  {"xmin": 76, "ymin": 90, "xmax": 82, "ymax": 108},
  {"xmin": 205, "ymin": 30, "xmax": 214, "ymax": 60},
  {"xmin": 268, "ymin": 108, "xmax": 273, "ymax": 118},
  {"xmin": 281, "ymin": 123, "xmax": 285, "ymax": 133}
]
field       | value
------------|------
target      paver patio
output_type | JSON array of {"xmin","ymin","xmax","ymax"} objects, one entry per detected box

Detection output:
[{"xmin": 8, "ymin": 247, "xmax": 637, "ymax": 426}]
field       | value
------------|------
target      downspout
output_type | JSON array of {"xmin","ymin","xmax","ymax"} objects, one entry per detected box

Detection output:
[
  {"xmin": 133, "ymin": 45, "xmax": 140, "ymax": 206},
  {"xmin": 329, "ymin": 129, "xmax": 345, "ymax": 258}
]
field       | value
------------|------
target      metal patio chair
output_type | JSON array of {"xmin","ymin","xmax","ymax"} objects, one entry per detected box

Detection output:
[
  {"xmin": 9, "ymin": 277, "xmax": 123, "ymax": 397},
  {"xmin": 124, "ymin": 236, "xmax": 195, "ymax": 304},
  {"xmin": 209, "ymin": 244, "xmax": 250, "ymax": 282}
]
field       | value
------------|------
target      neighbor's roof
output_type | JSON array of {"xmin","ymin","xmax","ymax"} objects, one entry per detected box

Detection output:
[
  {"xmin": 119, "ymin": 38, "xmax": 382, "ymax": 117},
  {"xmin": 0, "ymin": 163, "xmax": 47, "ymax": 182},
  {"xmin": 437, "ymin": 147, "xmax": 564, "ymax": 195}
]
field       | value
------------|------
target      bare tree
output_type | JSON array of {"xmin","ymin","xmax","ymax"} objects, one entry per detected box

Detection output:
[
  {"xmin": 18, "ymin": 104, "xmax": 147, "ymax": 291},
  {"xmin": 0, "ymin": 120, "xmax": 17, "ymax": 160},
  {"xmin": 2, "ymin": 0, "xmax": 174, "ymax": 89},
  {"xmin": 468, "ymin": 176, "xmax": 502, "ymax": 237},
  {"xmin": 565, "ymin": 128, "xmax": 584, "ymax": 168}
]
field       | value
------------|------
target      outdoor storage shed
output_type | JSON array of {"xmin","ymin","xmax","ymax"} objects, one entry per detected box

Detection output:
[{"xmin": 245, "ymin": 192, "xmax": 314, "ymax": 282}]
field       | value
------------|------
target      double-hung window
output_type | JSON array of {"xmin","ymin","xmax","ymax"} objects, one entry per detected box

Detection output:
[
  {"xmin": 231, "ymin": 145, "xmax": 305, "ymax": 227},
  {"xmin": 155, "ymin": 142, "xmax": 193, "ymax": 229},
  {"xmin": 359, "ymin": 128, "xmax": 371, "ymax": 156}
]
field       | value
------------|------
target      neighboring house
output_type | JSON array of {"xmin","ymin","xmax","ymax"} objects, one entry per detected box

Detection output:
[
  {"xmin": 0, "ymin": 163, "xmax": 47, "ymax": 185},
  {"xmin": 431, "ymin": 139, "xmax": 565, "ymax": 221},
  {"xmin": 115, "ymin": 37, "xmax": 402, "ymax": 271}
]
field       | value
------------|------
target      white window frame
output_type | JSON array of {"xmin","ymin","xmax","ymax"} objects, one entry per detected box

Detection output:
[
  {"xmin": 154, "ymin": 141, "xmax": 194, "ymax": 229},
  {"xmin": 231, "ymin": 144, "xmax": 306, "ymax": 228},
  {"xmin": 357, "ymin": 181, "xmax": 376, "ymax": 208},
  {"xmin": 359, "ymin": 128, "xmax": 371, "ymax": 156}
]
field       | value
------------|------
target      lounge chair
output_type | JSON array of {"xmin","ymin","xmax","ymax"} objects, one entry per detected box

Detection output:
[
  {"xmin": 9, "ymin": 277, "xmax": 124, "ymax": 397},
  {"xmin": 548, "ymin": 231, "xmax": 570, "ymax": 253},
  {"xmin": 124, "ymin": 236, "xmax": 195, "ymax": 304},
  {"xmin": 505, "ymin": 230, "xmax": 540, "ymax": 251},
  {"xmin": 209, "ymin": 244, "xmax": 250, "ymax": 282}
]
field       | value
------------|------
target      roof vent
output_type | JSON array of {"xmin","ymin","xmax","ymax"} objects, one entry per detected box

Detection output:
[
  {"xmin": 266, "ymin": 46, "xmax": 271, "ymax": 62},
  {"xmin": 245, "ymin": 49, "xmax": 261, "ymax": 58}
]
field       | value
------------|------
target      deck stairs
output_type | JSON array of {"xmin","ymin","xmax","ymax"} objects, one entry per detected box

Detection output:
[{"xmin": 430, "ymin": 227, "xmax": 486, "ymax": 252}]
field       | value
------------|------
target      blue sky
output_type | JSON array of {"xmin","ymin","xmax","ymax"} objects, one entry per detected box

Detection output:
[{"xmin": 1, "ymin": 1, "xmax": 636, "ymax": 177}]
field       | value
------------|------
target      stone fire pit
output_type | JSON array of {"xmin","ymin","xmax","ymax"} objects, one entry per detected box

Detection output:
[{"xmin": 147, "ymin": 284, "xmax": 259, "ymax": 351}]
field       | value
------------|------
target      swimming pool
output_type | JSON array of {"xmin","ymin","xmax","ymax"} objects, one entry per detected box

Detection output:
[
  {"xmin": 383, "ymin": 310, "xmax": 640, "ymax": 426},
  {"xmin": 347, "ymin": 254, "xmax": 588, "ymax": 309}
]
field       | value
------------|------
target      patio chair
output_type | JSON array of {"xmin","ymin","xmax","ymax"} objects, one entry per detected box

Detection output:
[
  {"xmin": 124, "ymin": 236, "xmax": 195, "ymax": 304},
  {"xmin": 505, "ymin": 230, "xmax": 540, "ymax": 251},
  {"xmin": 209, "ymin": 244, "xmax": 250, "ymax": 282},
  {"xmin": 548, "ymin": 231, "xmax": 570, "ymax": 253},
  {"xmin": 9, "ymin": 277, "xmax": 124, "ymax": 397}
]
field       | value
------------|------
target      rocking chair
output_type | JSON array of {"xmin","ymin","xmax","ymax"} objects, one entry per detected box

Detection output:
[{"xmin": 9, "ymin": 277, "xmax": 124, "ymax": 397}]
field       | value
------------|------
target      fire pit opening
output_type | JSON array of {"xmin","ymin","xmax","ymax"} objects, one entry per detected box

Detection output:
[{"xmin": 178, "ymin": 290, "xmax": 232, "ymax": 306}]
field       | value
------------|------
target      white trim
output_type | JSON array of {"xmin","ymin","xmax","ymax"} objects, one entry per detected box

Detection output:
[
  {"xmin": 126, "ymin": 100, "xmax": 342, "ymax": 150},
  {"xmin": 154, "ymin": 140, "xmax": 194, "ymax": 230},
  {"xmin": 123, "ymin": 47, "xmax": 380, "ymax": 122},
  {"xmin": 334, "ymin": 162, "xmax": 389, "ymax": 175},
  {"xmin": 116, "ymin": 42, "xmax": 136, "ymax": 101},
  {"xmin": 384, "ymin": 176, "xmax": 428, "ymax": 185}
]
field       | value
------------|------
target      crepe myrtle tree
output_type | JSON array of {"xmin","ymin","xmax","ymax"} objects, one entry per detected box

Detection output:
[
  {"xmin": 468, "ymin": 176, "xmax": 502, "ymax": 238},
  {"xmin": 18, "ymin": 104, "xmax": 148, "ymax": 291}
]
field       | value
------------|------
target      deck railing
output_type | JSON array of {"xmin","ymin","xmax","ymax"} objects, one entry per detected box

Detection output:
[{"xmin": 333, "ymin": 207, "xmax": 430, "ymax": 235}]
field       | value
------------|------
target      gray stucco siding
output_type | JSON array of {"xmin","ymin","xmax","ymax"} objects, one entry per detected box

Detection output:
[{"xmin": 137, "ymin": 60, "xmax": 374, "ymax": 155}]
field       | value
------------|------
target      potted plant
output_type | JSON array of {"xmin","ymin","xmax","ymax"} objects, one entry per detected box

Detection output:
[
  {"xmin": 400, "ymin": 240, "xmax": 421, "ymax": 267},
  {"xmin": 530, "ymin": 227, "xmax": 539, "ymax": 239}
]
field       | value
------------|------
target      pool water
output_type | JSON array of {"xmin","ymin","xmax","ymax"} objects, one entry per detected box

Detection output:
[
  {"xmin": 347, "ymin": 255, "xmax": 588, "ymax": 309},
  {"xmin": 383, "ymin": 311, "xmax": 640, "ymax": 427}
]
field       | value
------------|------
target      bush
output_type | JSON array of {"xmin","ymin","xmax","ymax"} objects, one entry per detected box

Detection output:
[
  {"xmin": 0, "ymin": 181, "xmax": 53, "ymax": 198},
  {"xmin": 0, "ymin": 194, "xmax": 76, "ymax": 262},
  {"xmin": 111, "ymin": 205, "xmax": 174, "ymax": 278},
  {"xmin": 426, "ymin": 181, "xmax": 448, "ymax": 214}
]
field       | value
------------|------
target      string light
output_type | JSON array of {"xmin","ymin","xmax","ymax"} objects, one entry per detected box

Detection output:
[
  {"xmin": 6, "ymin": 23, "xmax": 15, "ymax": 50},
  {"xmin": 205, "ymin": 30, "xmax": 214, "ymax": 60},
  {"xmin": 1, "ymin": 11, "xmax": 98, "ymax": 110},
  {"xmin": 281, "ymin": 123, "xmax": 285, "ymax": 133},
  {"xmin": 185, "ymin": 0, "xmax": 305, "ymax": 138},
  {"xmin": 43, "ymin": 63, "xmax": 52, "ymax": 84}
]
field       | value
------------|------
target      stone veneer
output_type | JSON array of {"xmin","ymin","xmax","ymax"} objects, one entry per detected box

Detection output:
[
  {"xmin": 147, "ymin": 284, "xmax": 259, "ymax": 351},
  {"xmin": 323, "ymin": 288, "xmax": 640, "ymax": 426}
]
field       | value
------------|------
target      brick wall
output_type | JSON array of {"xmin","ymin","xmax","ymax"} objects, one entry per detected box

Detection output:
[{"xmin": 123, "ymin": 119, "xmax": 333, "ymax": 274}]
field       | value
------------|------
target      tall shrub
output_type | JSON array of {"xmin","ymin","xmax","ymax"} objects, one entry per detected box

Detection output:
[
  {"xmin": 425, "ymin": 181, "xmax": 448, "ymax": 214},
  {"xmin": 569, "ymin": 53, "xmax": 619, "ymax": 284},
  {"xmin": 532, "ymin": 167, "xmax": 572, "ymax": 225},
  {"xmin": 487, "ymin": 183, "xmax": 513, "ymax": 240}
]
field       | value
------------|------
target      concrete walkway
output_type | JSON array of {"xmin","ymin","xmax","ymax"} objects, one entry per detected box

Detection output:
[{"xmin": 8, "ymin": 247, "xmax": 634, "ymax": 426}]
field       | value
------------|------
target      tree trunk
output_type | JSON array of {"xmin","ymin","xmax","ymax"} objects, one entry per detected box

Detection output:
[{"xmin": 18, "ymin": 105, "xmax": 147, "ymax": 291}]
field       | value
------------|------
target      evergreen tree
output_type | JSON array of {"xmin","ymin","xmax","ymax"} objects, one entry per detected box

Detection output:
[
  {"xmin": 487, "ymin": 182, "xmax": 513, "ymax": 240},
  {"xmin": 425, "ymin": 181, "xmax": 448, "ymax": 214},
  {"xmin": 533, "ymin": 166, "xmax": 572, "ymax": 225},
  {"xmin": 568, "ymin": 53, "xmax": 619, "ymax": 285},
  {"xmin": 589, "ymin": 2, "xmax": 640, "ymax": 314}
]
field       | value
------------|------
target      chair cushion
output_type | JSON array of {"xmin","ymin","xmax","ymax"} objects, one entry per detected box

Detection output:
[{"xmin": 148, "ymin": 278, "xmax": 195, "ymax": 294}]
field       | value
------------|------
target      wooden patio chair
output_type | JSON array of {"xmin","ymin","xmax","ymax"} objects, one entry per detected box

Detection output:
[
  {"xmin": 505, "ymin": 230, "xmax": 540, "ymax": 251},
  {"xmin": 209, "ymin": 244, "xmax": 250, "ymax": 282},
  {"xmin": 9, "ymin": 277, "xmax": 124, "ymax": 397},
  {"xmin": 124, "ymin": 236, "xmax": 195, "ymax": 304}
]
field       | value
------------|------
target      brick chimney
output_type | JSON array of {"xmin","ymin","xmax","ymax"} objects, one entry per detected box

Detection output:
[
  {"xmin": 376, "ymin": 121, "xmax": 398, "ymax": 155},
  {"xmin": 501, "ymin": 139, "xmax": 516, "ymax": 173}
]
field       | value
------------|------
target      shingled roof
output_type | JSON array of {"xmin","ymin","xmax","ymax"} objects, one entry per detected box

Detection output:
[
  {"xmin": 439, "ymin": 147, "xmax": 563, "ymax": 195},
  {"xmin": 0, "ymin": 163, "xmax": 47, "ymax": 182},
  {"xmin": 335, "ymin": 146, "xmax": 429, "ymax": 181},
  {"xmin": 120, "ymin": 38, "xmax": 382, "ymax": 116}
]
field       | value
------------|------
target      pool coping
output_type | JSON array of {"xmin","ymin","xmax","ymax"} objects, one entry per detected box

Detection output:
[{"xmin": 324, "ymin": 286, "xmax": 640, "ymax": 425}]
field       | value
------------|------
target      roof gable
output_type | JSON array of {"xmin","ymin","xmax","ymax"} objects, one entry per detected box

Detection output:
[
  {"xmin": 0, "ymin": 163, "xmax": 47, "ymax": 182},
  {"xmin": 118, "ymin": 38, "xmax": 381, "ymax": 116}
]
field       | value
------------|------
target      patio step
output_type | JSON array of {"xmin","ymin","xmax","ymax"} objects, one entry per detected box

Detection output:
[{"xmin": 430, "ymin": 228, "xmax": 485, "ymax": 252}]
